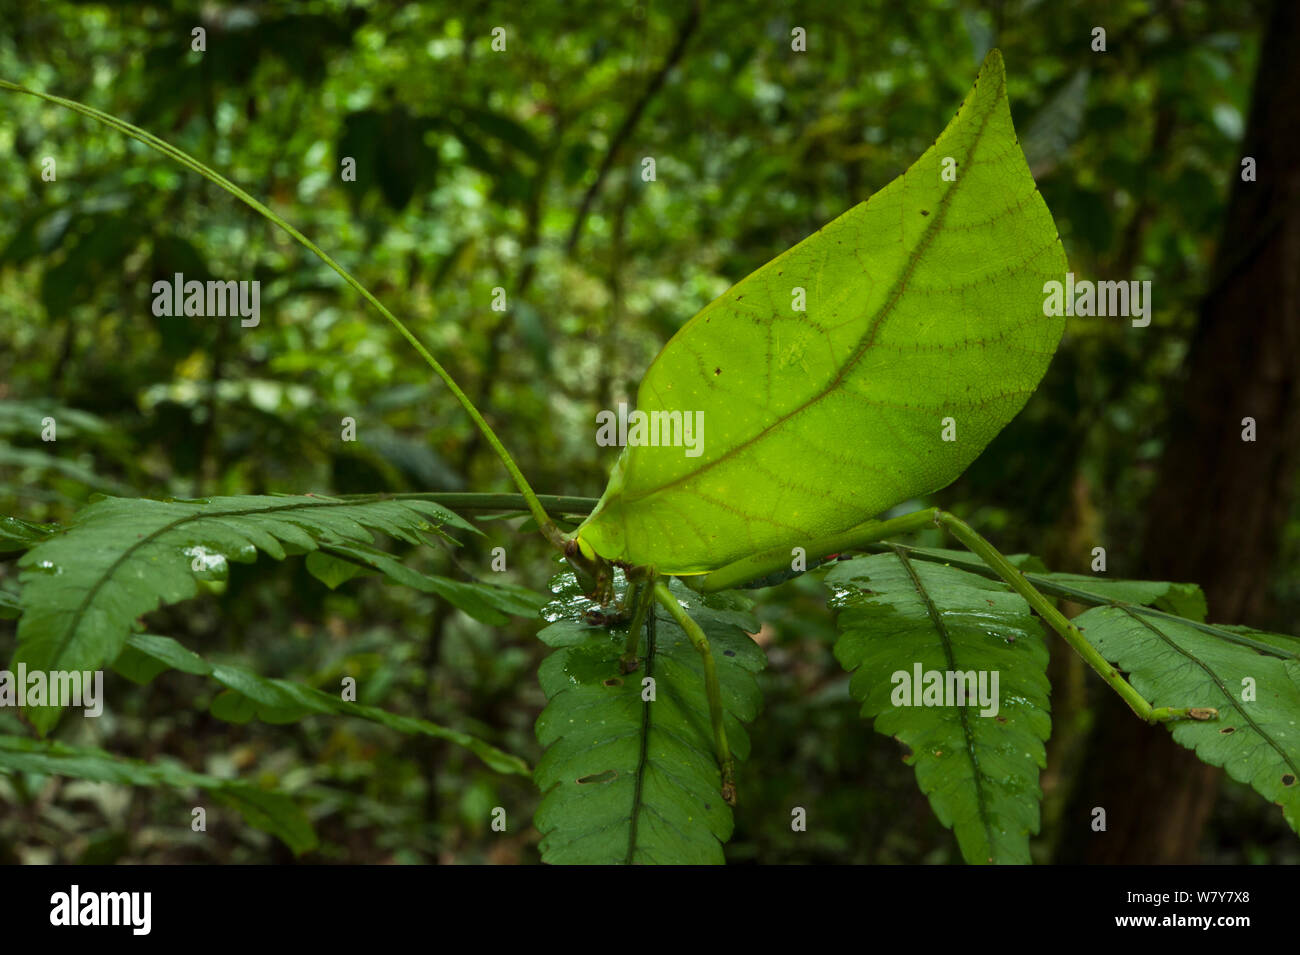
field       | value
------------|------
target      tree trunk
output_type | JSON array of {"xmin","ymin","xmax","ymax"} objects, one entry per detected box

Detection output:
[{"xmin": 1058, "ymin": 0, "xmax": 1300, "ymax": 864}]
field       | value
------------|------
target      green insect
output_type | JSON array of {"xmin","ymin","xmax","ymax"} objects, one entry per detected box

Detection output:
[
  {"xmin": 559, "ymin": 49, "xmax": 1215, "ymax": 805},
  {"xmin": 3, "ymin": 49, "xmax": 1217, "ymax": 832}
]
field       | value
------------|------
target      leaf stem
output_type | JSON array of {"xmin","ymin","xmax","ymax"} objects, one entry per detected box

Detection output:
[
  {"xmin": 0, "ymin": 79, "xmax": 564, "ymax": 548},
  {"xmin": 857, "ymin": 541, "xmax": 1300, "ymax": 661}
]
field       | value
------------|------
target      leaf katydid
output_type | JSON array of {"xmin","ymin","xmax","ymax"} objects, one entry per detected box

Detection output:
[
  {"xmin": 1, "ymin": 47, "xmax": 1239, "ymax": 854},
  {"xmin": 563, "ymin": 49, "xmax": 1218, "ymax": 803}
]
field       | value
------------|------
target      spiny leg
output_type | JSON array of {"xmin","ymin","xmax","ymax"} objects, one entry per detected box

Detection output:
[
  {"xmin": 653, "ymin": 581, "xmax": 737, "ymax": 806},
  {"xmin": 932, "ymin": 510, "xmax": 1217, "ymax": 724}
]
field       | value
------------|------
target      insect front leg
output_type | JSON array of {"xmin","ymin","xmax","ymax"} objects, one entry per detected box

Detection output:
[
  {"xmin": 564, "ymin": 538, "xmax": 615, "ymax": 605},
  {"xmin": 618, "ymin": 567, "xmax": 658, "ymax": 673}
]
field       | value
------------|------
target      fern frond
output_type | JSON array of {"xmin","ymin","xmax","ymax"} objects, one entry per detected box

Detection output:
[
  {"xmin": 533, "ymin": 575, "xmax": 765, "ymax": 864},
  {"xmin": 827, "ymin": 552, "xmax": 1051, "ymax": 864},
  {"xmin": 111, "ymin": 633, "xmax": 530, "ymax": 776},
  {"xmin": 1075, "ymin": 606, "xmax": 1300, "ymax": 837},
  {"xmin": 0, "ymin": 733, "xmax": 316, "ymax": 853},
  {"xmin": 14, "ymin": 494, "xmax": 474, "ymax": 733}
]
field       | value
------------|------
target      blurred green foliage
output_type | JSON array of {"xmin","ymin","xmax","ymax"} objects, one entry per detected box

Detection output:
[{"xmin": 1, "ymin": 0, "xmax": 1295, "ymax": 863}]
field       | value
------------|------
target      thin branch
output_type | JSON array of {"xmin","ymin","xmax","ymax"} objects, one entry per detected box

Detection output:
[{"xmin": 564, "ymin": 0, "xmax": 701, "ymax": 255}]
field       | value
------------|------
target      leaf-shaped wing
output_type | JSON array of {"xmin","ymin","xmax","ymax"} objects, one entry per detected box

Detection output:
[
  {"xmin": 533, "ymin": 576, "xmax": 765, "ymax": 864},
  {"xmin": 827, "ymin": 552, "xmax": 1051, "ymax": 864},
  {"xmin": 578, "ymin": 50, "xmax": 1067, "ymax": 573}
]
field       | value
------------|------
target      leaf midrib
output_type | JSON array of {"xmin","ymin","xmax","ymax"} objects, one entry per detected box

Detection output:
[
  {"xmin": 892, "ymin": 546, "xmax": 998, "ymax": 860},
  {"xmin": 624, "ymin": 604, "xmax": 657, "ymax": 864},
  {"xmin": 1121, "ymin": 607, "xmax": 1300, "ymax": 779}
]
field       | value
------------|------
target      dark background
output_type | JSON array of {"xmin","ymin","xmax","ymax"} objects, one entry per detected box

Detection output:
[{"xmin": 1, "ymin": 0, "xmax": 1296, "ymax": 863}]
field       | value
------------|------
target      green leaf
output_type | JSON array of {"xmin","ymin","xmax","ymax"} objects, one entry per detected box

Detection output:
[
  {"xmin": 0, "ymin": 734, "xmax": 317, "ymax": 854},
  {"xmin": 110, "ymin": 633, "xmax": 530, "ymax": 776},
  {"xmin": 0, "ymin": 400, "xmax": 119, "ymax": 442},
  {"xmin": 304, "ymin": 550, "xmax": 365, "ymax": 590},
  {"xmin": 118, "ymin": 632, "xmax": 211, "ymax": 677},
  {"xmin": 13, "ymin": 494, "xmax": 473, "ymax": 734},
  {"xmin": 0, "ymin": 515, "xmax": 60, "ymax": 554},
  {"xmin": 318, "ymin": 540, "xmax": 542, "ymax": 625},
  {"xmin": 826, "ymin": 551, "xmax": 1051, "ymax": 864},
  {"xmin": 1020, "ymin": 68, "xmax": 1090, "ymax": 177},
  {"xmin": 1034, "ymin": 573, "xmax": 1207, "ymax": 621},
  {"xmin": 1073, "ymin": 606, "xmax": 1300, "ymax": 837},
  {"xmin": 894, "ymin": 545, "xmax": 1049, "ymax": 573},
  {"xmin": 876, "ymin": 544, "xmax": 1211, "ymax": 623},
  {"xmin": 0, "ymin": 590, "xmax": 20, "ymax": 620},
  {"xmin": 337, "ymin": 107, "xmax": 438, "ymax": 211},
  {"xmin": 577, "ymin": 50, "xmax": 1066, "ymax": 574},
  {"xmin": 0, "ymin": 443, "xmax": 134, "ymax": 495},
  {"xmin": 534, "ymin": 575, "xmax": 765, "ymax": 864},
  {"xmin": 457, "ymin": 105, "xmax": 540, "ymax": 157}
]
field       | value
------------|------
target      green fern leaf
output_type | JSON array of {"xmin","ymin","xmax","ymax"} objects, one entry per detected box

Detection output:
[
  {"xmin": 533, "ymin": 575, "xmax": 765, "ymax": 864},
  {"xmin": 0, "ymin": 515, "xmax": 59, "ymax": 554},
  {"xmin": 880, "ymin": 544, "xmax": 1215, "ymax": 624},
  {"xmin": 1073, "ymin": 605, "xmax": 1300, "ymax": 836},
  {"xmin": 826, "ymin": 551, "xmax": 1051, "ymax": 864},
  {"xmin": 109, "ymin": 633, "xmax": 530, "ymax": 776},
  {"xmin": 314, "ymin": 539, "xmax": 545, "ymax": 624},
  {"xmin": 0, "ymin": 733, "xmax": 316, "ymax": 853},
  {"xmin": 1031, "ymin": 574, "xmax": 1207, "ymax": 621},
  {"xmin": 13, "ymin": 493, "xmax": 474, "ymax": 733}
]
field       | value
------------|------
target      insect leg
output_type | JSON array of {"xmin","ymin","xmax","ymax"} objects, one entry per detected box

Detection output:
[
  {"xmin": 653, "ymin": 581, "xmax": 737, "ymax": 805},
  {"xmin": 619, "ymin": 576, "xmax": 657, "ymax": 673},
  {"xmin": 693, "ymin": 508, "xmax": 942, "ymax": 593},
  {"xmin": 933, "ymin": 510, "xmax": 1216, "ymax": 724}
]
